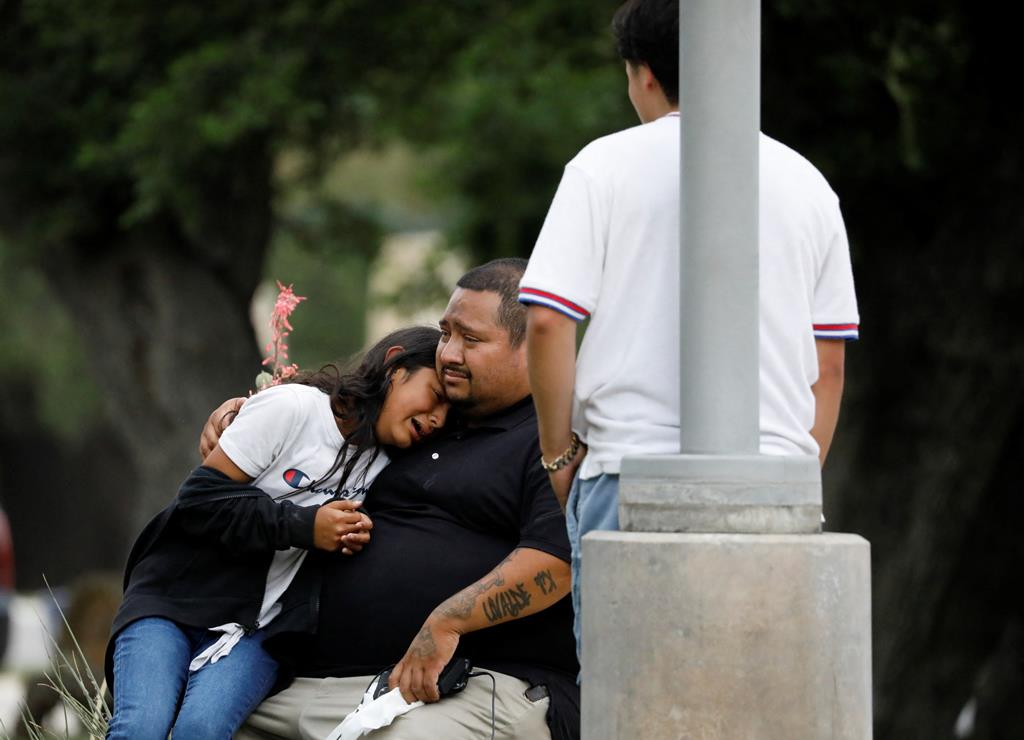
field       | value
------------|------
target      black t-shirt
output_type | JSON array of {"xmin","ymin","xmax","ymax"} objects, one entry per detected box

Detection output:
[{"xmin": 293, "ymin": 397, "xmax": 579, "ymax": 738}]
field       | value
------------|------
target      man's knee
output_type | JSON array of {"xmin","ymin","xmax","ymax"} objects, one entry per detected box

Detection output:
[
  {"xmin": 364, "ymin": 697, "xmax": 484, "ymax": 740},
  {"xmin": 368, "ymin": 719, "xmax": 450, "ymax": 740},
  {"xmin": 233, "ymin": 724, "xmax": 271, "ymax": 740},
  {"xmin": 231, "ymin": 696, "xmax": 297, "ymax": 740}
]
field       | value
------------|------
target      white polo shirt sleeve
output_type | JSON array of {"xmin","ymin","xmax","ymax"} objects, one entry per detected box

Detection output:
[
  {"xmin": 518, "ymin": 164, "xmax": 607, "ymax": 321},
  {"xmin": 217, "ymin": 385, "xmax": 302, "ymax": 479},
  {"xmin": 812, "ymin": 198, "xmax": 860, "ymax": 341}
]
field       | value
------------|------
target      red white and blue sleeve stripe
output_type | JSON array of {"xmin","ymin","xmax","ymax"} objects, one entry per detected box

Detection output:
[
  {"xmin": 813, "ymin": 323, "xmax": 859, "ymax": 341},
  {"xmin": 518, "ymin": 287, "xmax": 591, "ymax": 322}
]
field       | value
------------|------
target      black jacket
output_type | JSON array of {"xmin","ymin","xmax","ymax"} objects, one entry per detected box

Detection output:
[{"xmin": 105, "ymin": 466, "xmax": 322, "ymax": 689}]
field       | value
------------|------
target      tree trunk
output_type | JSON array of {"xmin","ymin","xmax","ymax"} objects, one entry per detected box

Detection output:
[
  {"xmin": 43, "ymin": 238, "xmax": 264, "ymax": 529},
  {"xmin": 760, "ymin": 5, "xmax": 1024, "ymax": 735},
  {"xmin": 823, "ymin": 185, "xmax": 1024, "ymax": 739}
]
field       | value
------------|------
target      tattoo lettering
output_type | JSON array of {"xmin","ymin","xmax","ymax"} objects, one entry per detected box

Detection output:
[
  {"xmin": 482, "ymin": 583, "xmax": 532, "ymax": 623},
  {"xmin": 533, "ymin": 569, "xmax": 557, "ymax": 595}
]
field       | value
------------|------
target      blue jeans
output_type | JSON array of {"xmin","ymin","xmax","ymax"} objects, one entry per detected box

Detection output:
[
  {"xmin": 565, "ymin": 473, "xmax": 620, "ymax": 665},
  {"xmin": 107, "ymin": 617, "xmax": 278, "ymax": 740}
]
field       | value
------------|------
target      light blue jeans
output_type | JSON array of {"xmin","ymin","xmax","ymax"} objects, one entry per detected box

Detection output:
[
  {"xmin": 565, "ymin": 473, "xmax": 620, "ymax": 665},
  {"xmin": 107, "ymin": 616, "xmax": 278, "ymax": 740}
]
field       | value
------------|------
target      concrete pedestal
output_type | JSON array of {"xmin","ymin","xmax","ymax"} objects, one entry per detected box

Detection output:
[
  {"xmin": 619, "ymin": 454, "xmax": 823, "ymax": 534},
  {"xmin": 581, "ymin": 531, "xmax": 872, "ymax": 740}
]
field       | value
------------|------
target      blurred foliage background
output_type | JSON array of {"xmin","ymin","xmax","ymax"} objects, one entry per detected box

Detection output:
[{"xmin": 0, "ymin": 0, "xmax": 1021, "ymax": 737}]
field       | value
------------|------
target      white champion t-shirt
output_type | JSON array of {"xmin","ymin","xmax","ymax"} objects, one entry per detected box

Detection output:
[
  {"xmin": 519, "ymin": 113, "xmax": 859, "ymax": 477},
  {"xmin": 191, "ymin": 383, "xmax": 387, "ymax": 670}
]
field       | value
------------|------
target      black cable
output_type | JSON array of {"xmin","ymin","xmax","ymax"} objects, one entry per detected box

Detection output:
[
  {"xmin": 363, "ymin": 665, "xmax": 393, "ymax": 698},
  {"xmin": 468, "ymin": 671, "xmax": 497, "ymax": 740}
]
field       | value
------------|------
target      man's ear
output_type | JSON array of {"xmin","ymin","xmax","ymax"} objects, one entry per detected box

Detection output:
[{"xmin": 637, "ymin": 62, "xmax": 661, "ymax": 94}]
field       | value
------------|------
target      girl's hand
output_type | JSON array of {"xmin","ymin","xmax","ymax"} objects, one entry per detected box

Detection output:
[
  {"xmin": 313, "ymin": 501, "xmax": 373, "ymax": 553},
  {"xmin": 340, "ymin": 512, "xmax": 374, "ymax": 555}
]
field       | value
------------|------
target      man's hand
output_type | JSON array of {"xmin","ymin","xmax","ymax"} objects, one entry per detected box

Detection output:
[
  {"xmin": 388, "ymin": 616, "xmax": 461, "ymax": 704},
  {"xmin": 199, "ymin": 397, "xmax": 246, "ymax": 458},
  {"xmin": 313, "ymin": 501, "xmax": 372, "ymax": 555},
  {"xmin": 388, "ymin": 547, "xmax": 570, "ymax": 703},
  {"xmin": 547, "ymin": 445, "xmax": 586, "ymax": 512}
]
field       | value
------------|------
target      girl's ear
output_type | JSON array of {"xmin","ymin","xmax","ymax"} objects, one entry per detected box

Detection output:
[{"xmin": 383, "ymin": 345, "xmax": 410, "ymax": 384}]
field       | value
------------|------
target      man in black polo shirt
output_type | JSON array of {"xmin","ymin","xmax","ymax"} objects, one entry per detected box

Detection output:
[{"xmin": 203, "ymin": 259, "xmax": 578, "ymax": 740}]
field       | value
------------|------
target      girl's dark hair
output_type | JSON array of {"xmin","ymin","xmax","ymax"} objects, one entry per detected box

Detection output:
[{"xmin": 280, "ymin": 325, "xmax": 441, "ymax": 499}]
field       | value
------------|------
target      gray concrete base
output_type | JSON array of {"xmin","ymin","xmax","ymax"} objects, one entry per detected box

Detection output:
[
  {"xmin": 582, "ymin": 531, "xmax": 872, "ymax": 740},
  {"xmin": 619, "ymin": 454, "xmax": 822, "ymax": 534}
]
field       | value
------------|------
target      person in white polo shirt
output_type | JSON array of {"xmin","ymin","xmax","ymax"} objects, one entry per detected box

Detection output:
[{"xmin": 519, "ymin": 0, "xmax": 859, "ymax": 657}]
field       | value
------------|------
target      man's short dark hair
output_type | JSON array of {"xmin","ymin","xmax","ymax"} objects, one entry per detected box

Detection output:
[
  {"xmin": 456, "ymin": 258, "xmax": 528, "ymax": 347},
  {"xmin": 612, "ymin": 0, "xmax": 679, "ymax": 104}
]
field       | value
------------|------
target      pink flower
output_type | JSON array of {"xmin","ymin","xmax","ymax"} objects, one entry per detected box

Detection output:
[{"xmin": 257, "ymin": 282, "xmax": 306, "ymax": 389}]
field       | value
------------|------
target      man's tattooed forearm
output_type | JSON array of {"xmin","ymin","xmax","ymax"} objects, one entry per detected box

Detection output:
[
  {"xmin": 438, "ymin": 590, "xmax": 478, "ymax": 621},
  {"xmin": 437, "ymin": 551, "xmax": 516, "ymax": 621},
  {"xmin": 533, "ymin": 569, "xmax": 557, "ymax": 595},
  {"xmin": 482, "ymin": 583, "xmax": 532, "ymax": 623}
]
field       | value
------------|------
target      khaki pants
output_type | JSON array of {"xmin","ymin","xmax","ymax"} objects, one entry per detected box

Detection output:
[{"xmin": 234, "ymin": 671, "xmax": 551, "ymax": 740}]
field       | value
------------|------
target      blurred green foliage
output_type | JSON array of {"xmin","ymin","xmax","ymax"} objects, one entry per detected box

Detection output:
[
  {"xmin": 390, "ymin": 1, "xmax": 637, "ymax": 258},
  {"xmin": 0, "ymin": 0, "xmax": 628, "ymax": 255}
]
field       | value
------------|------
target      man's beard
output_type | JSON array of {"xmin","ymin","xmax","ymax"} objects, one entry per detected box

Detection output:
[
  {"xmin": 448, "ymin": 392, "xmax": 476, "ymax": 409},
  {"xmin": 442, "ymin": 371, "xmax": 480, "ymax": 413}
]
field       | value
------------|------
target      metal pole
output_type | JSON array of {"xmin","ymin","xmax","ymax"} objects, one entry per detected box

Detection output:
[{"xmin": 679, "ymin": 0, "xmax": 761, "ymax": 455}]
